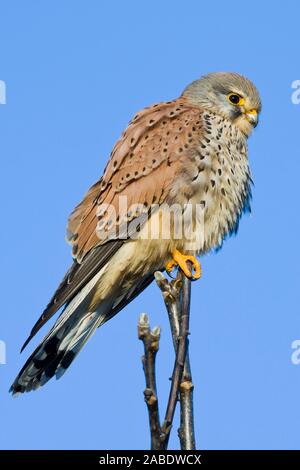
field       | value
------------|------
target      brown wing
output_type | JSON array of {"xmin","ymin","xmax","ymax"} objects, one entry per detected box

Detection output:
[
  {"xmin": 67, "ymin": 97, "xmax": 202, "ymax": 261},
  {"xmin": 22, "ymin": 97, "xmax": 203, "ymax": 350}
]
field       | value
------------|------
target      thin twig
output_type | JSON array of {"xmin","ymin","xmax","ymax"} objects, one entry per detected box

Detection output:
[
  {"xmin": 154, "ymin": 272, "xmax": 182, "ymax": 348},
  {"xmin": 178, "ymin": 271, "xmax": 196, "ymax": 450},
  {"xmin": 138, "ymin": 313, "xmax": 163, "ymax": 450},
  {"xmin": 154, "ymin": 270, "xmax": 196, "ymax": 450},
  {"xmin": 154, "ymin": 269, "xmax": 192, "ymax": 449},
  {"xmin": 178, "ymin": 357, "xmax": 195, "ymax": 449}
]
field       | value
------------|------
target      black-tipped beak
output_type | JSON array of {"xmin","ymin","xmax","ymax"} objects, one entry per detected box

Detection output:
[{"xmin": 245, "ymin": 109, "xmax": 258, "ymax": 127}]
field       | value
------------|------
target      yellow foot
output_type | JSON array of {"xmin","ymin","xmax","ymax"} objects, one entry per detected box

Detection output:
[{"xmin": 166, "ymin": 249, "xmax": 201, "ymax": 280}]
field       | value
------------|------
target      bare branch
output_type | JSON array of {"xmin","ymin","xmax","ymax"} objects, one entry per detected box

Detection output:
[
  {"xmin": 179, "ymin": 362, "xmax": 195, "ymax": 449},
  {"xmin": 154, "ymin": 270, "xmax": 192, "ymax": 449},
  {"xmin": 154, "ymin": 271, "xmax": 182, "ymax": 348},
  {"xmin": 178, "ymin": 273, "xmax": 196, "ymax": 450},
  {"xmin": 138, "ymin": 313, "xmax": 163, "ymax": 450},
  {"xmin": 154, "ymin": 270, "xmax": 196, "ymax": 450}
]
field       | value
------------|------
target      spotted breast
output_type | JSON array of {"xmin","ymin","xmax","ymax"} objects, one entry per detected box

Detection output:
[{"xmin": 170, "ymin": 109, "xmax": 252, "ymax": 256}]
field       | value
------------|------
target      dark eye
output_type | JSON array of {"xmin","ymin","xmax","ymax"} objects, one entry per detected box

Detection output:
[{"xmin": 227, "ymin": 93, "xmax": 244, "ymax": 106}]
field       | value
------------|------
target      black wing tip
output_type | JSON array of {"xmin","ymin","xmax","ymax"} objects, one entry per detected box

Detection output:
[
  {"xmin": 20, "ymin": 306, "xmax": 57, "ymax": 353},
  {"xmin": 9, "ymin": 382, "xmax": 24, "ymax": 397},
  {"xmin": 20, "ymin": 335, "xmax": 33, "ymax": 353}
]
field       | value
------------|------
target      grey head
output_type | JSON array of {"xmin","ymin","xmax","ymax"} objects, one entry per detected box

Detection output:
[{"xmin": 183, "ymin": 72, "xmax": 262, "ymax": 136}]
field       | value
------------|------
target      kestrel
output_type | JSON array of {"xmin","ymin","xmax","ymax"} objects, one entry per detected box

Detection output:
[{"xmin": 11, "ymin": 72, "xmax": 261, "ymax": 394}]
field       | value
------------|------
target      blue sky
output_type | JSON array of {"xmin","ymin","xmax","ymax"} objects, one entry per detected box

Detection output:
[{"xmin": 1, "ymin": 0, "xmax": 300, "ymax": 450}]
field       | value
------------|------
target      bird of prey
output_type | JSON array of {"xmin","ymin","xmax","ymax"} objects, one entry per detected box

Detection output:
[{"xmin": 11, "ymin": 72, "xmax": 261, "ymax": 395}]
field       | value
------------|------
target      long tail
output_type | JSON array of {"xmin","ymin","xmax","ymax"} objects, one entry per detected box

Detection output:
[
  {"xmin": 10, "ymin": 267, "xmax": 154, "ymax": 396},
  {"xmin": 10, "ymin": 270, "xmax": 108, "ymax": 395}
]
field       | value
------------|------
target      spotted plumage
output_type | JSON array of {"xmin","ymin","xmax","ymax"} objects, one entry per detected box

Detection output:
[{"xmin": 11, "ymin": 72, "xmax": 261, "ymax": 395}]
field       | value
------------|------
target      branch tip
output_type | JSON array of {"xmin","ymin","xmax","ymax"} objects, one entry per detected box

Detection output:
[{"xmin": 138, "ymin": 268, "xmax": 196, "ymax": 450}]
